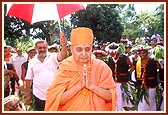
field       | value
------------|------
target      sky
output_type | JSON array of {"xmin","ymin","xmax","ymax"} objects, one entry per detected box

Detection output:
[
  {"xmin": 64, "ymin": 3, "xmax": 164, "ymax": 20},
  {"xmin": 133, "ymin": 3, "xmax": 162, "ymax": 13},
  {"xmin": 80, "ymin": 3, "xmax": 163, "ymax": 13}
]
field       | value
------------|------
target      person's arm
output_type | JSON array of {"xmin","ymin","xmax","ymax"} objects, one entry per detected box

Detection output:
[
  {"xmin": 85, "ymin": 64, "xmax": 112, "ymax": 101},
  {"xmin": 24, "ymin": 61, "xmax": 34, "ymax": 104},
  {"xmin": 21, "ymin": 65, "xmax": 26, "ymax": 81},
  {"xmin": 11, "ymin": 64, "xmax": 24, "ymax": 87},
  {"xmin": 60, "ymin": 68, "xmax": 86, "ymax": 105},
  {"xmin": 90, "ymin": 86, "xmax": 112, "ymax": 101},
  {"xmin": 4, "ymin": 69, "xmax": 14, "ymax": 77},
  {"xmin": 57, "ymin": 46, "xmax": 67, "ymax": 62},
  {"xmin": 11, "ymin": 65, "xmax": 19, "ymax": 80},
  {"xmin": 59, "ymin": 83, "xmax": 83, "ymax": 105},
  {"xmin": 25, "ymin": 79, "xmax": 33, "ymax": 104},
  {"xmin": 85, "ymin": 75, "xmax": 112, "ymax": 101},
  {"xmin": 26, "ymin": 80, "xmax": 32, "ymax": 93},
  {"xmin": 57, "ymin": 32, "xmax": 67, "ymax": 62},
  {"xmin": 6, "ymin": 64, "xmax": 20, "ymax": 86}
]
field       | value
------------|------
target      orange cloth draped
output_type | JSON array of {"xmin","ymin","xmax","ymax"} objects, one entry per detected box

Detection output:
[{"xmin": 45, "ymin": 56, "xmax": 117, "ymax": 111}]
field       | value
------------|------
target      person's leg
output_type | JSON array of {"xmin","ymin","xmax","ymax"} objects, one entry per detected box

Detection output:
[
  {"xmin": 123, "ymin": 83, "xmax": 135, "ymax": 111},
  {"xmin": 34, "ymin": 95, "xmax": 45, "ymax": 111},
  {"xmin": 116, "ymin": 83, "xmax": 123, "ymax": 111},
  {"xmin": 4, "ymin": 91, "xmax": 9, "ymax": 98},
  {"xmin": 138, "ymin": 96, "xmax": 147, "ymax": 111},
  {"xmin": 10, "ymin": 78, "xmax": 15, "ymax": 95},
  {"xmin": 148, "ymin": 88, "xmax": 156, "ymax": 111}
]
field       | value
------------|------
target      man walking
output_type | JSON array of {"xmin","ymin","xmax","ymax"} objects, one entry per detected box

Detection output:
[{"xmin": 25, "ymin": 33, "xmax": 67, "ymax": 111}]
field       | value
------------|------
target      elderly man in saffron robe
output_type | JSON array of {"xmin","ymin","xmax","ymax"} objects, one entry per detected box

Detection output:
[{"xmin": 45, "ymin": 27, "xmax": 117, "ymax": 111}]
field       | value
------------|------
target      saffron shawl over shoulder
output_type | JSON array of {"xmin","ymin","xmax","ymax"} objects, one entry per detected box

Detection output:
[{"xmin": 45, "ymin": 56, "xmax": 117, "ymax": 111}]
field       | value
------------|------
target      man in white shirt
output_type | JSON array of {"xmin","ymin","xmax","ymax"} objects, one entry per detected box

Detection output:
[
  {"xmin": 151, "ymin": 31, "xmax": 161, "ymax": 41},
  {"xmin": 25, "ymin": 33, "xmax": 67, "ymax": 111},
  {"xmin": 10, "ymin": 48, "xmax": 27, "ymax": 79}
]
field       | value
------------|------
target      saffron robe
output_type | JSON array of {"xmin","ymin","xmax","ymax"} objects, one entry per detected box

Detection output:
[{"xmin": 45, "ymin": 56, "xmax": 117, "ymax": 111}]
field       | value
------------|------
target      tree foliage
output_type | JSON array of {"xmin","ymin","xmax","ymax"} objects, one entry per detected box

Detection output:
[
  {"xmin": 120, "ymin": 4, "xmax": 139, "ymax": 38},
  {"xmin": 120, "ymin": 4, "xmax": 164, "ymax": 39},
  {"xmin": 152, "ymin": 4, "xmax": 164, "ymax": 38},
  {"xmin": 70, "ymin": 4, "xmax": 124, "ymax": 43},
  {"xmin": 4, "ymin": 3, "xmax": 164, "ymax": 47}
]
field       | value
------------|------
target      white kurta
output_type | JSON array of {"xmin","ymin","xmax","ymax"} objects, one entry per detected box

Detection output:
[{"xmin": 25, "ymin": 52, "xmax": 59, "ymax": 100}]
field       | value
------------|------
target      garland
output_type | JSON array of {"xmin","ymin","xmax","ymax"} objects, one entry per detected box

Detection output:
[
  {"xmin": 132, "ymin": 58, "xmax": 150, "ymax": 110},
  {"xmin": 155, "ymin": 83, "xmax": 164, "ymax": 111},
  {"xmin": 20, "ymin": 86, "xmax": 36, "ymax": 111},
  {"xmin": 120, "ymin": 82, "xmax": 135, "ymax": 106}
]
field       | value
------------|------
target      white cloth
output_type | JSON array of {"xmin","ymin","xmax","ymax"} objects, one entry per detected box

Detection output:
[
  {"xmin": 116, "ymin": 83, "xmax": 134, "ymax": 111},
  {"xmin": 138, "ymin": 88, "xmax": 156, "ymax": 111},
  {"xmin": 160, "ymin": 91, "xmax": 164, "ymax": 111},
  {"xmin": 151, "ymin": 34, "xmax": 161, "ymax": 40},
  {"xmin": 9, "ymin": 54, "xmax": 27, "ymax": 79},
  {"xmin": 131, "ymin": 70, "xmax": 136, "ymax": 82},
  {"xmin": 4, "ymin": 61, "xmax": 7, "ymax": 70},
  {"xmin": 18, "ymin": 79, "xmax": 24, "ymax": 86},
  {"xmin": 25, "ymin": 52, "xmax": 59, "ymax": 100}
]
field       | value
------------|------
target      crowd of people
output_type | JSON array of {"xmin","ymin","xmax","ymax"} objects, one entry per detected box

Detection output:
[{"xmin": 4, "ymin": 27, "xmax": 164, "ymax": 111}]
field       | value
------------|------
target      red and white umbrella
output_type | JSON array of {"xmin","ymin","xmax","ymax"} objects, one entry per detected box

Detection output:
[{"xmin": 6, "ymin": 3, "xmax": 85, "ymax": 30}]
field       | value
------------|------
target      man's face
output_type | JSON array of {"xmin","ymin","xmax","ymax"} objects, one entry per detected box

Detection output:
[
  {"xmin": 36, "ymin": 42, "xmax": 48, "ymax": 57},
  {"xmin": 51, "ymin": 48, "xmax": 58, "ymax": 53},
  {"xmin": 126, "ymin": 47, "xmax": 131, "ymax": 53},
  {"xmin": 16, "ymin": 50, "xmax": 22, "ymax": 56},
  {"xmin": 29, "ymin": 49, "xmax": 37, "ymax": 59},
  {"xmin": 95, "ymin": 54, "xmax": 103, "ymax": 60},
  {"xmin": 139, "ymin": 50, "xmax": 148, "ymax": 59},
  {"xmin": 71, "ymin": 43, "xmax": 92, "ymax": 64}
]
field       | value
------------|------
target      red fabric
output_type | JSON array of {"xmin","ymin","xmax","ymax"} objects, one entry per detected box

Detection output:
[
  {"xmin": 7, "ymin": 4, "xmax": 34, "ymax": 23},
  {"xmin": 7, "ymin": 4, "xmax": 85, "ymax": 23},
  {"xmin": 57, "ymin": 4, "xmax": 85, "ymax": 19}
]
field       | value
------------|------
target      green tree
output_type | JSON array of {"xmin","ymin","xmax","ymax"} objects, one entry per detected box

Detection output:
[
  {"xmin": 149, "ymin": 4, "xmax": 164, "ymax": 38},
  {"xmin": 119, "ymin": 4, "xmax": 141, "ymax": 39},
  {"xmin": 119, "ymin": 4, "xmax": 164, "ymax": 39},
  {"xmin": 135, "ymin": 4, "xmax": 164, "ymax": 38},
  {"xmin": 60, "ymin": 19, "xmax": 73, "ymax": 41},
  {"xmin": 70, "ymin": 4, "xmax": 124, "ymax": 43}
]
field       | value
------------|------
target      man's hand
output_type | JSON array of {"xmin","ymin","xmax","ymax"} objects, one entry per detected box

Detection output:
[
  {"xmin": 25, "ymin": 93, "xmax": 32, "ymax": 105},
  {"xmin": 57, "ymin": 32, "xmax": 67, "ymax": 62},
  {"xmin": 83, "ymin": 64, "xmax": 94, "ymax": 90},
  {"xmin": 81, "ymin": 64, "xmax": 94, "ymax": 90},
  {"xmin": 59, "ymin": 32, "xmax": 67, "ymax": 47}
]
